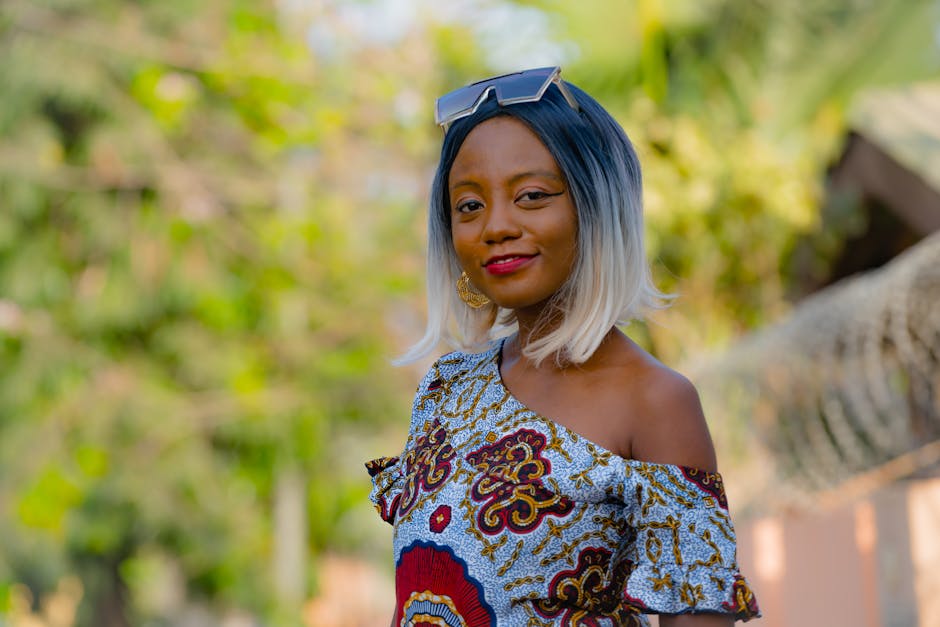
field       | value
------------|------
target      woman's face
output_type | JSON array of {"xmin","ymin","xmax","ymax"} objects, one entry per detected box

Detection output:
[{"xmin": 448, "ymin": 116, "xmax": 578, "ymax": 315}]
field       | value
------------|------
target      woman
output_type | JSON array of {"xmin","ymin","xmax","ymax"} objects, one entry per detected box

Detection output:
[{"xmin": 367, "ymin": 67, "xmax": 760, "ymax": 626}]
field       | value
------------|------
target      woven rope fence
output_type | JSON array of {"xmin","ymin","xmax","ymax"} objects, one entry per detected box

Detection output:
[{"xmin": 692, "ymin": 230, "xmax": 940, "ymax": 509}]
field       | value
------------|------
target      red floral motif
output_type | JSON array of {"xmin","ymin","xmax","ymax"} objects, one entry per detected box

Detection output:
[
  {"xmin": 464, "ymin": 428, "xmax": 574, "ymax": 535},
  {"xmin": 680, "ymin": 466, "xmax": 728, "ymax": 510},
  {"xmin": 430, "ymin": 505, "xmax": 452, "ymax": 533},
  {"xmin": 395, "ymin": 541, "xmax": 495, "ymax": 627},
  {"xmin": 398, "ymin": 420, "xmax": 456, "ymax": 518},
  {"xmin": 722, "ymin": 574, "xmax": 761, "ymax": 619},
  {"xmin": 533, "ymin": 546, "xmax": 641, "ymax": 626}
]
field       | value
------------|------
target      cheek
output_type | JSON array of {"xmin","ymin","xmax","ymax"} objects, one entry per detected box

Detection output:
[
  {"xmin": 450, "ymin": 226, "xmax": 476, "ymax": 268},
  {"xmin": 554, "ymin": 214, "xmax": 580, "ymax": 263}
]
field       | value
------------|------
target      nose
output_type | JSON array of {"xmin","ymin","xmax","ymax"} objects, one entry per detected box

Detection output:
[{"xmin": 481, "ymin": 197, "xmax": 521, "ymax": 244}]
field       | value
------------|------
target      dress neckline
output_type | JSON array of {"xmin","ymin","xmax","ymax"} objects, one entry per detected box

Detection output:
[
  {"xmin": 487, "ymin": 338, "xmax": 715, "ymax": 475},
  {"xmin": 490, "ymin": 337, "xmax": 633, "ymax": 465}
]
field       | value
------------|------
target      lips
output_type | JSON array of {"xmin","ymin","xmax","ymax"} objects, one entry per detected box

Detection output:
[{"xmin": 484, "ymin": 254, "xmax": 536, "ymax": 275}]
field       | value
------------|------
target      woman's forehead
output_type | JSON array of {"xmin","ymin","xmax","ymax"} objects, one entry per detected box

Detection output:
[{"xmin": 448, "ymin": 117, "xmax": 561, "ymax": 186}]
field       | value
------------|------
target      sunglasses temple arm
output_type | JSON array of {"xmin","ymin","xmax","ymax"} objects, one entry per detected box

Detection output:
[{"xmin": 556, "ymin": 80, "xmax": 581, "ymax": 113}]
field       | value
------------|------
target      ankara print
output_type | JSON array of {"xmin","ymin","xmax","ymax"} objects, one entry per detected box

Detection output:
[{"xmin": 368, "ymin": 344, "xmax": 760, "ymax": 626}]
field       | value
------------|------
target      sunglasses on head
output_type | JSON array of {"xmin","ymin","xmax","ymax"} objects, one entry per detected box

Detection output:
[{"xmin": 434, "ymin": 66, "xmax": 580, "ymax": 132}]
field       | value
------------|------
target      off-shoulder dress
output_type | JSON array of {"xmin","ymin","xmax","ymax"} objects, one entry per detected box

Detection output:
[{"xmin": 366, "ymin": 344, "xmax": 760, "ymax": 626}]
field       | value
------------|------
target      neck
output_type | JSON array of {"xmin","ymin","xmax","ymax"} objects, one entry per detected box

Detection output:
[
  {"xmin": 513, "ymin": 306, "xmax": 562, "ymax": 354},
  {"xmin": 507, "ymin": 316, "xmax": 622, "ymax": 373}
]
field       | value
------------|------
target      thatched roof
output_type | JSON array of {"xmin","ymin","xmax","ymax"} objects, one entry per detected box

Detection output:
[{"xmin": 696, "ymin": 85, "xmax": 940, "ymax": 512}]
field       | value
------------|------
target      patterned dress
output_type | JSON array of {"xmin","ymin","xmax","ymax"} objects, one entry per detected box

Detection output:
[{"xmin": 367, "ymin": 344, "xmax": 760, "ymax": 626}]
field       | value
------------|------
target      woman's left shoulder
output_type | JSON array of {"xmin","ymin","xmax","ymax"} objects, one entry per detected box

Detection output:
[{"xmin": 616, "ymin": 348, "xmax": 718, "ymax": 472}]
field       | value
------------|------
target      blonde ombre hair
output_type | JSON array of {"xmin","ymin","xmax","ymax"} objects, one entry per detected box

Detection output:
[{"xmin": 398, "ymin": 81, "xmax": 667, "ymax": 367}]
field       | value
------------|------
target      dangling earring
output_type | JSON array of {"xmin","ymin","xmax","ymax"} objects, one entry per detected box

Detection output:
[{"xmin": 456, "ymin": 272, "xmax": 490, "ymax": 308}]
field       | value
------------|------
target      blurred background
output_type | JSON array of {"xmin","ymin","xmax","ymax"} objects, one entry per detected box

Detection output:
[{"xmin": 1, "ymin": 0, "xmax": 939, "ymax": 625}]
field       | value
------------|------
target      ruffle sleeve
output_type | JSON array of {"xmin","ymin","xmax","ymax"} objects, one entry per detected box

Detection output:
[
  {"xmin": 364, "ymin": 356, "xmax": 448, "ymax": 526},
  {"xmin": 621, "ymin": 462, "xmax": 760, "ymax": 621},
  {"xmin": 365, "ymin": 455, "xmax": 404, "ymax": 524}
]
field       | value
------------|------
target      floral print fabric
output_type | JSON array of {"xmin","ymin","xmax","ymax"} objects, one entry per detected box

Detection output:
[{"xmin": 366, "ymin": 345, "xmax": 760, "ymax": 626}]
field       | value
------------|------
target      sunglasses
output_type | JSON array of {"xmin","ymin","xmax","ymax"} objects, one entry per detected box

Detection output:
[{"xmin": 434, "ymin": 66, "xmax": 580, "ymax": 132}]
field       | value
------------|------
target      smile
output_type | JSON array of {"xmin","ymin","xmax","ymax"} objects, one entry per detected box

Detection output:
[{"xmin": 484, "ymin": 255, "xmax": 536, "ymax": 275}]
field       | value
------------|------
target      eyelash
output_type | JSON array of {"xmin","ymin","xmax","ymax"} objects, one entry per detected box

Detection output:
[
  {"xmin": 520, "ymin": 191, "xmax": 547, "ymax": 201},
  {"xmin": 455, "ymin": 200, "xmax": 483, "ymax": 214},
  {"xmin": 454, "ymin": 190, "xmax": 562, "ymax": 213}
]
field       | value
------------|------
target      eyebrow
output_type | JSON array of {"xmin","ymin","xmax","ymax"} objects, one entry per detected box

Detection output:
[
  {"xmin": 508, "ymin": 170, "xmax": 564, "ymax": 186},
  {"xmin": 450, "ymin": 170, "xmax": 564, "ymax": 191},
  {"xmin": 449, "ymin": 179, "xmax": 482, "ymax": 192}
]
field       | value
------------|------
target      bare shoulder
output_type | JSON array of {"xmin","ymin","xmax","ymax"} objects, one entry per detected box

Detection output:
[
  {"xmin": 585, "ymin": 332, "xmax": 718, "ymax": 471},
  {"xmin": 621, "ymin": 355, "xmax": 718, "ymax": 472}
]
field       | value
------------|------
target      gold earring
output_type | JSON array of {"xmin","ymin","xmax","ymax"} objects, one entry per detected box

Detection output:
[{"xmin": 456, "ymin": 272, "xmax": 491, "ymax": 308}]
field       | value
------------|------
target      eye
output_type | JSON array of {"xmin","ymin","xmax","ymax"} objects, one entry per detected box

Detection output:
[
  {"xmin": 454, "ymin": 199, "xmax": 484, "ymax": 214},
  {"xmin": 517, "ymin": 190, "xmax": 563, "ymax": 204}
]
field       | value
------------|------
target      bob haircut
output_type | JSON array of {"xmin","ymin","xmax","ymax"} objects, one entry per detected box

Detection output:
[{"xmin": 399, "ymin": 80, "xmax": 667, "ymax": 367}]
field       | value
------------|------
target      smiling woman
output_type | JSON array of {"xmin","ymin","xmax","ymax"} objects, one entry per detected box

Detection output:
[
  {"xmin": 367, "ymin": 67, "xmax": 761, "ymax": 626},
  {"xmin": 448, "ymin": 116, "xmax": 579, "ymax": 316},
  {"xmin": 408, "ymin": 67, "xmax": 661, "ymax": 367}
]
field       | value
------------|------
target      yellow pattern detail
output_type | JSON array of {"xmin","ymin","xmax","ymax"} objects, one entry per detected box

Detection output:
[
  {"xmin": 497, "ymin": 539, "xmax": 525, "ymax": 576},
  {"xmin": 503, "ymin": 574, "xmax": 545, "ymax": 592},
  {"xmin": 649, "ymin": 572, "xmax": 673, "ymax": 591}
]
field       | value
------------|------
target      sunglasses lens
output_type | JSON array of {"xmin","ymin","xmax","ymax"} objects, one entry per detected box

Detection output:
[
  {"xmin": 434, "ymin": 67, "xmax": 570, "ymax": 128},
  {"xmin": 436, "ymin": 84, "xmax": 488, "ymax": 126},
  {"xmin": 491, "ymin": 68, "xmax": 554, "ymax": 103}
]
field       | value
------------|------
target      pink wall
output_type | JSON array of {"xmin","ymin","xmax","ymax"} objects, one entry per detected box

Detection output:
[{"xmin": 735, "ymin": 477, "xmax": 940, "ymax": 626}]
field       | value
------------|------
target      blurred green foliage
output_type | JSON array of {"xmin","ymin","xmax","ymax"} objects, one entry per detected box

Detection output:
[
  {"xmin": 0, "ymin": 0, "xmax": 937, "ymax": 624},
  {"xmin": 0, "ymin": 0, "xmax": 430, "ymax": 623}
]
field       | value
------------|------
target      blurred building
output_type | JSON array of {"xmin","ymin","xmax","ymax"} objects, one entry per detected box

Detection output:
[{"xmin": 700, "ymin": 82, "xmax": 940, "ymax": 627}]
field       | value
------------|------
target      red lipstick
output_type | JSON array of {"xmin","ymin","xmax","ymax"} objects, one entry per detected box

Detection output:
[{"xmin": 484, "ymin": 254, "xmax": 535, "ymax": 275}]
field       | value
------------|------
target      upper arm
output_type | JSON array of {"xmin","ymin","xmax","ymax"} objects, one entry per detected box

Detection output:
[{"xmin": 629, "ymin": 368, "xmax": 718, "ymax": 472}]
